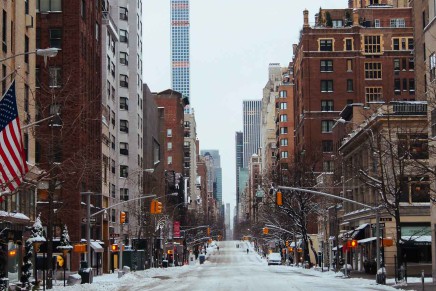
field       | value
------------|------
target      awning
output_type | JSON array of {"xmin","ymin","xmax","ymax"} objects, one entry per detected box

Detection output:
[
  {"xmin": 401, "ymin": 236, "xmax": 431, "ymax": 246},
  {"xmin": 350, "ymin": 223, "xmax": 369, "ymax": 239},
  {"xmin": 358, "ymin": 237, "xmax": 378, "ymax": 244},
  {"xmin": 90, "ymin": 241, "xmax": 104, "ymax": 253}
]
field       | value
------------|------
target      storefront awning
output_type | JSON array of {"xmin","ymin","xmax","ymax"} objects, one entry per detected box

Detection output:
[
  {"xmin": 358, "ymin": 237, "xmax": 378, "ymax": 244},
  {"xmin": 401, "ymin": 236, "xmax": 431, "ymax": 246},
  {"xmin": 90, "ymin": 241, "xmax": 104, "ymax": 253}
]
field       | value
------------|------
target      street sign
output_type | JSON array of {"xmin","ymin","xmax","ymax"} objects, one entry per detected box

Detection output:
[
  {"xmin": 110, "ymin": 233, "xmax": 120, "ymax": 238},
  {"xmin": 371, "ymin": 223, "xmax": 385, "ymax": 228},
  {"xmin": 82, "ymin": 217, "xmax": 96, "ymax": 223}
]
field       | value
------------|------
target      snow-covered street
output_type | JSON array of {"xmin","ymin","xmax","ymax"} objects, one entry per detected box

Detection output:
[{"xmin": 51, "ymin": 240, "xmax": 411, "ymax": 291}]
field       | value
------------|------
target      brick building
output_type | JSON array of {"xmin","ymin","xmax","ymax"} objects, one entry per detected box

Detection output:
[
  {"xmin": 293, "ymin": 5, "xmax": 415, "ymax": 172},
  {"xmin": 35, "ymin": 0, "xmax": 102, "ymax": 272}
]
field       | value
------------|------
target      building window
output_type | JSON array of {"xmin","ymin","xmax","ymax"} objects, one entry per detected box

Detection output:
[
  {"xmin": 279, "ymin": 90, "xmax": 287, "ymax": 98},
  {"xmin": 374, "ymin": 19, "xmax": 380, "ymax": 27},
  {"xmin": 323, "ymin": 161, "xmax": 334, "ymax": 172},
  {"xmin": 184, "ymin": 121, "xmax": 190, "ymax": 128},
  {"xmin": 332, "ymin": 20, "xmax": 343, "ymax": 28},
  {"xmin": 365, "ymin": 87, "xmax": 382, "ymax": 102},
  {"xmin": 24, "ymin": 36, "xmax": 29, "ymax": 64},
  {"xmin": 2, "ymin": 10, "xmax": 6, "ymax": 53},
  {"xmin": 168, "ymin": 156, "xmax": 173, "ymax": 165},
  {"xmin": 37, "ymin": 0, "xmax": 62, "ymax": 12},
  {"xmin": 409, "ymin": 58, "xmax": 414, "ymax": 70},
  {"xmin": 398, "ymin": 134, "xmax": 429, "ymax": 159},
  {"xmin": 320, "ymin": 80, "xmax": 333, "ymax": 92},
  {"xmin": 394, "ymin": 58, "xmax": 400, "ymax": 71},
  {"xmin": 168, "ymin": 142, "xmax": 172, "ymax": 150},
  {"xmin": 390, "ymin": 18, "xmax": 405, "ymax": 28},
  {"xmin": 95, "ymin": 22, "xmax": 99, "ymax": 41},
  {"xmin": 345, "ymin": 38, "xmax": 353, "ymax": 51},
  {"xmin": 120, "ymin": 74, "xmax": 128, "ymax": 87},
  {"xmin": 321, "ymin": 120, "xmax": 334, "ymax": 133},
  {"xmin": 167, "ymin": 129, "xmax": 172, "ymax": 137},
  {"xmin": 321, "ymin": 100, "xmax": 334, "ymax": 111},
  {"xmin": 120, "ymin": 142, "xmax": 128, "ymax": 155},
  {"xmin": 394, "ymin": 78, "xmax": 401, "ymax": 93},
  {"xmin": 280, "ymin": 127, "xmax": 288, "ymax": 134},
  {"xmin": 120, "ymin": 188, "xmax": 129, "ymax": 201},
  {"xmin": 49, "ymin": 67, "xmax": 62, "ymax": 88},
  {"xmin": 400, "ymin": 176, "xmax": 430, "ymax": 203},
  {"xmin": 120, "ymin": 52, "xmax": 128, "ymax": 65},
  {"xmin": 280, "ymin": 138, "xmax": 288, "ymax": 146},
  {"xmin": 393, "ymin": 37, "xmax": 414, "ymax": 50},
  {"xmin": 280, "ymin": 114, "xmax": 288, "ymax": 122},
  {"xmin": 320, "ymin": 60, "xmax": 333, "ymax": 72},
  {"xmin": 347, "ymin": 79, "xmax": 354, "ymax": 92},
  {"xmin": 49, "ymin": 29, "xmax": 62, "ymax": 49},
  {"xmin": 364, "ymin": 35, "xmax": 381, "ymax": 54},
  {"xmin": 346, "ymin": 59, "xmax": 353, "ymax": 72},
  {"xmin": 409, "ymin": 79, "xmax": 415, "ymax": 93},
  {"xmin": 120, "ymin": 119, "xmax": 128, "ymax": 133},
  {"xmin": 280, "ymin": 102, "xmax": 287, "ymax": 110},
  {"xmin": 431, "ymin": 109, "xmax": 436, "ymax": 137},
  {"xmin": 81, "ymin": 0, "xmax": 86, "ymax": 18},
  {"xmin": 120, "ymin": 97, "xmax": 128, "ymax": 110},
  {"xmin": 120, "ymin": 165, "xmax": 128, "ymax": 178},
  {"xmin": 110, "ymin": 184, "xmax": 115, "ymax": 198},
  {"xmin": 111, "ymin": 209, "xmax": 116, "ymax": 222},
  {"xmin": 364, "ymin": 62, "xmax": 382, "ymax": 79},
  {"xmin": 430, "ymin": 53, "xmax": 436, "ymax": 81},
  {"xmin": 120, "ymin": 29, "xmax": 128, "ymax": 43},
  {"xmin": 120, "ymin": 7, "xmax": 128, "ymax": 20},
  {"xmin": 280, "ymin": 151, "xmax": 288, "ymax": 159},
  {"xmin": 319, "ymin": 39, "xmax": 333, "ymax": 51},
  {"xmin": 322, "ymin": 140, "xmax": 333, "ymax": 152}
]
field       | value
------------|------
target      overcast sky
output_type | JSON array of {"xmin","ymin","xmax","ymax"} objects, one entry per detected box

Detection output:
[{"xmin": 143, "ymin": 1, "xmax": 346, "ymax": 224}]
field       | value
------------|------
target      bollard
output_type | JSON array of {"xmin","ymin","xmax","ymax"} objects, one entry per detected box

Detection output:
[{"xmin": 422, "ymin": 270, "xmax": 424, "ymax": 291}]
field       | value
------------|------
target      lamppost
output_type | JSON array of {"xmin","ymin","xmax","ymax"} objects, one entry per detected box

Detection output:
[
  {"xmin": 277, "ymin": 186, "xmax": 382, "ymax": 284},
  {"xmin": 0, "ymin": 48, "xmax": 59, "ymax": 64}
]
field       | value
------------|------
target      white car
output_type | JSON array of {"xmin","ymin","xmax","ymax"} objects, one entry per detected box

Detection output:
[{"xmin": 267, "ymin": 253, "xmax": 282, "ymax": 265}]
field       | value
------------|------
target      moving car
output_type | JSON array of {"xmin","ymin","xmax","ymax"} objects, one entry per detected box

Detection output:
[{"xmin": 267, "ymin": 252, "xmax": 282, "ymax": 265}]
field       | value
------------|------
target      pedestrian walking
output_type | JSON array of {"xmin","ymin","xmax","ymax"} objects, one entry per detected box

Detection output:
[
  {"xmin": 217, "ymin": 246, "xmax": 220, "ymax": 253},
  {"xmin": 247, "ymin": 248, "xmax": 249, "ymax": 254}
]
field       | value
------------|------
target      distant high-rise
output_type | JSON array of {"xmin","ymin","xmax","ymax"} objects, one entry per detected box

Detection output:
[
  {"xmin": 243, "ymin": 101, "xmax": 262, "ymax": 168},
  {"xmin": 171, "ymin": 0, "xmax": 190, "ymax": 102},
  {"xmin": 201, "ymin": 150, "xmax": 222, "ymax": 204},
  {"xmin": 235, "ymin": 131, "xmax": 243, "ymax": 219}
]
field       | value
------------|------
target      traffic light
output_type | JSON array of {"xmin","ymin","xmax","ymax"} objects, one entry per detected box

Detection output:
[
  {"xmin": 111, "ymin": 244, "xmax": 119, "ymax": 252},
  {"xmin": 207, "ymin": 227, "xmax": 211, "ymax": 236},
  {"xmin": 346, "ymin": 239, "xmax": 358, "ymax": 248},
  {"xmin": 285, "ymin": 240, "xmax": 289, "ymax": 247},
  {"xmin": 262, "ymin": 227, "xmax": 269, "ymax": 235},
  {"xmin": 150, "ymin": 200, "xmax": 157, "ymax": 214},
  {"xmin": 276, "ymin": 191, "xmax": 283, "ymax": 206},
  {"xmin": 120, "ymin": 211, "xmax": 126, "ymax": 224},
  {"xmin": 156, "ymin": 201, "xmax": 163, "ymax": 214}
]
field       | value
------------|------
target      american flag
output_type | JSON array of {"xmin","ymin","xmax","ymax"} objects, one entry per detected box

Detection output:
[{"xmin": 0, "ymin": 81, "xmax": 28, "ymax": 191}]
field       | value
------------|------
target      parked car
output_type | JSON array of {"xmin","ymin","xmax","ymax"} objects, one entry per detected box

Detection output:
[{"xmin": 267, "ymin": 253, "xmax": 282, "ymax": 265}]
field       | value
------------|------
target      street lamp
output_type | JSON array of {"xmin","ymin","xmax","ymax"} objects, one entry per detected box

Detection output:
[
  {"xmin": 277, "ymin": 186, "xmax": 382, "ymax": 284},
  {"xmin": 0, "ymin": 48, "xmax": 59, "ymax": 64}
]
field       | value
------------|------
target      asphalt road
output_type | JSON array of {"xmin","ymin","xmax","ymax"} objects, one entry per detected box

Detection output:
[{"xmin": 117, "ymin": 241, "xmax": 403, "ymax": 291}]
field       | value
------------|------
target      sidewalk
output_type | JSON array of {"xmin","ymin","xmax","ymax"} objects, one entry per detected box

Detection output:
[{"xmin": 351, "ymin": 270, "xmax": 436, "ymax": 291}]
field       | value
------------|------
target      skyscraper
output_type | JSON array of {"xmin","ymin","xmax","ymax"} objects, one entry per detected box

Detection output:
[
  {"xmin": 243, "ymin": 100, "xmax": 262, "ymax": 168},
  {"xmin": 235, "ymin": 131, "xmax": 243, "ymax": 220},
  {"xmin": 201, "ymin": 150, "xmax": 222, "ymax": 204},
  {"xmin": 171, "ymin": 0, "xmax": 190, "ymax": 102}
]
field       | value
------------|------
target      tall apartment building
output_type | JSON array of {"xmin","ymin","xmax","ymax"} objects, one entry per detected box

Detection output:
[
  {"xmin": 242, "ymin": 100, "xmax": 262, "ymax": 168},
  {"xmin": 36, "ymin": 0, "xmax": 102, "ymax": 272},
  {"xmin": 293, "ymin": 5, "xmax": 414, "ymax": 172},
  {"xmin": 261, "ymin": 64, "xmax": 281, "ymax": 173},
  {"xmin": 105, "ymin": 0, "xmax": 144, "ymax": 246},
  {"xmin": 235, "ymin": 131, "xmax": 243, "ymax": 221},
  {"xmin": 171, "ymin": 0, "xmax": 190, "ymax": 105},
  {"xmin": 101, "ymin": 1, "xmax": 119, "ymax": 273},
  {"xmin": 275, "ymin": 63, "xmax": 295, "ymax": 175},
  {"xmin": 0, "ymin": 0, "xmax": 37, "ymax": 284},
  {"xmin": 412, "ymin": 0, "xmax": 436, "ymax": 280},
  {"xmin": 184, "ymin": 109, "xmax": 198, "ymax": 209},
  {"xmin": 201, "ymin": 149, "xmax": 222, "ymax": 204}
]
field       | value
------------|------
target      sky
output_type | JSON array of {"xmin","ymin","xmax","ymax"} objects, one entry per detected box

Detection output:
[{"xmin": 143, "ymin": 1, "xmax": 345, "ymax": 223}]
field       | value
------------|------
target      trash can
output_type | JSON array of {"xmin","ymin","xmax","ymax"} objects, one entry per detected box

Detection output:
[
  {"xmin": 78, "ymin": 267, "xmax": 93, "ymax": 284},
  {"xmin": 162, "ymin": 260, "xmax": 168, "ymax": 268},
  {"xmin": 199, "ymin": 254, "xmax": 205, "ymax": 264}
]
